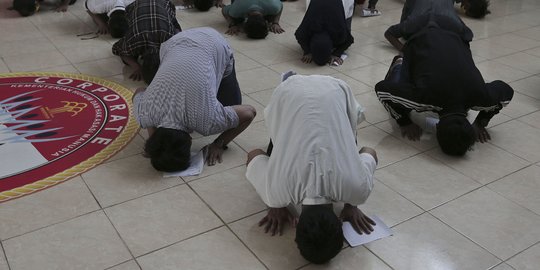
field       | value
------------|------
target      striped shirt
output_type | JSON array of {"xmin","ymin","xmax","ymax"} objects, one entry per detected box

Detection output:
[
  {"xmin": 132, "ymin": 27, "xmax": 239, "ymax": 135},
  {"xmin": 112, "ymin": 0, "xmax": 181, "ymax": 57}
]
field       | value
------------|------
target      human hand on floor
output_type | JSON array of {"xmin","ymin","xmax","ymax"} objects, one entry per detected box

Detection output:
[
  {"xmin": 340, "ymin": 204, "xmax": 375, "ymax": 235},
  {"xmin": 269, "ymin": 23, "xmax": 284, "ymax": 34},
  {"xmin": 56, "ymin": 4, "xmax": 68, "ymax": 12},
  {"xmin": 473, "ymin": 120, "xmax": 491, "ymax": 143},
  {"xmin": 225, "ymin": 25, "xmax": 241, "ymax": 35},
  {"xmin": 400, "ymin": 123, "xmax": 423, "ymax": 141},
  {"xmin": 206, "ymin": 141, "xmax": 225, "ymax": 166},
  {"xmin": 97, "ymin": 24, "xmax": 109, "ymax": 35},
  {"xmin": 259, "ymin": 207, "xmax": 297, "ymax": 236},
  {"xmin": 301, "ymin": 54, "xmax": 312, "ymax": 63},
  {"xmin": 129, "ymin": 68, "xmax": 143, "ymax": 81}
]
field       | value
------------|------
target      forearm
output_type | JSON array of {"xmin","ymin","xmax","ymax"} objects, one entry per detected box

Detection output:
[
  {"xmin": 213, "ymin": 117, "xmax": 252, "ymax": 146},
  {"xmin": 120, "ymin": 55, "xmax": 141, "ymax": 70},
  {"xmin": 212, "ymin": 105, "xmax": 256, "ymax": 147},
  {"xmin": 270, "ymin": 8, "xmax": 282, "ymax": 24},
  {"xmin": 88, "ymin": 11, "xmax": 107, "ymax": 28},
  {"xmin": 222, "ymin": 9, "xmax": 240, "ymax": 26},
  {"xmin": 385, "ymin": 30, "xmax": 403, "ymax": 52}
]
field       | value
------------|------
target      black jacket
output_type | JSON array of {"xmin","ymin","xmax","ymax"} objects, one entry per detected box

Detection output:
[{"xmin": 376, "ymin": 16, "xmax": 513, "ymax": 126}]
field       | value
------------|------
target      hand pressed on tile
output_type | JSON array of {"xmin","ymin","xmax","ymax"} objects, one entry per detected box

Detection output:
[
  {"xmin": 206, "ymin": 142, "xmax": 225, "ymax": 166},
  {"xmin": 473, "ymin": 119, "xmax": 491, "ymax": 143},
  {"xmin": 259, "ymin": 207, "xmax": 297, "ymax": 236},
  {"xmin": 301, "ymin": 54, "xmax": 313, "ymax": 63},
  {"xmin": 340, "ymin": 203, "xmax": 375, "ymax": 235},
  {"xmin": 129, "ymin": 68, "xmax": 143, "ymax": 81},
  {"xmin": 400, "ymin": 123, "xmax": 422, "ymax": 141}
]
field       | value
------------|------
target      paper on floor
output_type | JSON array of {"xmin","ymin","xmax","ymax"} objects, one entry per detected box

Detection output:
[
  {"xmin": 163, "ymin": 150, "xmax": 205, "ymax": 177},
  {"xmin": 342, "ymin": 215, "xmax": 393, "ymax": 247}
]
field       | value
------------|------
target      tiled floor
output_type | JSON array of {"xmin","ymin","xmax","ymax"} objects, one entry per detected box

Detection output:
[{"xmin": 0, "ymin": 0, "xmax": 540, "ymax": 269}]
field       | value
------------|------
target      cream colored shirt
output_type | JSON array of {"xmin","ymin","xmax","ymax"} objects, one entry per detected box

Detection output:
[{"xmin": 246, "ymin": 75, "xmax": 376, "ymax": 208}]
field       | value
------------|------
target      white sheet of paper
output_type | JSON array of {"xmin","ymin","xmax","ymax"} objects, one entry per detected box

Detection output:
[
  {"xmin": 163, "ymin": 150, "xmax": 205, "ymax": 177},
  {"xmin": 342, "ymin": 215, "xmax": 393, "ymax": 247}
]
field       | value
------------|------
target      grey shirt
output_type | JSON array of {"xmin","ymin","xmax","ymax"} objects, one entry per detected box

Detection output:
[{"xmin": 133, "ymin": 27, "xmax": 239, "ymax": 135}]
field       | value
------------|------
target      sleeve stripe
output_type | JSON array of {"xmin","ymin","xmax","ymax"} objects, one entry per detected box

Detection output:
[
  {"xmin": 377, "ymin": 91, "xmax": 443, "ymax": 112},
  {"xmin": 471, "ymin": 99, "xmax": 511, "ymax": 112}
]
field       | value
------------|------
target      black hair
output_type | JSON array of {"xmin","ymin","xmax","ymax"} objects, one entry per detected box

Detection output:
[
  {"xmin": 244, "ymin": 14, "xmax": 268, "ymax": 39},
  {"xmin": 436, "ymin": 114, "xmax": 475, "ymax": 156},
  {"xmin": 142, "ymin": 52, "xmax": 160, "ymax": 85},
  {"xmin": 465, "ymin": 0, "xmax": 490, "ymax": 19},
  {"xmin": 193, "ymin": 0, "xmax": 213, "ymax": 11},
  {"xmin": 144, "ymin": 128, "xmax": 192, "ymax": 172},
  {"xmin": 108, "ymin": 10, "xmax": 129, "ymax": 38},
  {"xmin": 13, "ymin": 0, "xmax": 36, "ymax": 17},
  {"xmin": 310, "ymin": 32, "xmax": 333, "ymax": 66},
  {"xmin": 295, "ymin": 206, "xmax": 343, "ymax": 264}
]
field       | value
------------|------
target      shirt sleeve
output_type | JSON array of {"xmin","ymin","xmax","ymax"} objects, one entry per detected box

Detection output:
[
  {"xmin": 132, "ymin": 91, "xmax": 154, "ymax": 129},
  {"xmin": 246, "ymin": 155, "xmax": 288, "ymax": 208},
  {"xmin": 224, "ymin": 2, "xmax": 244, "ymax": 18},
  {"xmin": 375, "ymin": 80, "xmax": 426, "ymax": 126},
  {"xmin": 202, "ymin": 104, "xmax": 239, "ymax": 136},
  {"xmin": 294, "ymin": 24, "xmax": 311, "ymax": 55},
  {"xmin": 339, "ymin": 153, "xmax": 376, "ymax": 206},
  {"xmin": 471, "ymin": 80, "xmax": 514, "ymax": 126},
  {"xmin": 332, "ymin": 32, "xmax": 354, "ymax": 57}
]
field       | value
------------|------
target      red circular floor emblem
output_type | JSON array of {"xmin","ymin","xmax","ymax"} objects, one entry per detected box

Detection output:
[{"xmin": 0, "ymin": 73, "xmax": 138, "ymax": 202}]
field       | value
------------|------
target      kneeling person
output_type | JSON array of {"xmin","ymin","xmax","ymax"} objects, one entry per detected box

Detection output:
[
  {"xmin": 246, "ymin": 75, "xmax": 378, "ymax": 264},
  {"xmin": 295, "ymin": 0, "xmax": 354, "ymax": 66},
  {"xmin": 133, "ymin": 27, "xmax": 256, "ymax": 171},
  {"xmin": 86, "ymin": 0, "xmax": 134, "ymax": 37},
  {"xmin": 221, "ymin": 0, "xmax": 284, "ymax": 38}
]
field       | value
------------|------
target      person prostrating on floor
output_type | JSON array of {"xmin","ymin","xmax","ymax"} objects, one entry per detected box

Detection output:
[
  {"xmin": 295, "ymin": 0, "xmax": 354, "ymax": 66},
  {"xmin": 375, "ymin": 14, "xmax": 513, "ymax": 156},
  {"xmin": 112, "ymin": 0, "xmax": 181, "ymax": 83},
  {"xmin": 133, "ymin": 27, "xmax": 256, "ymax": 171},
  {"xmin": 221, "ymin": 0, "xmax": 284, "ymax": 39},
  {"xmin": 246, "ymin": 75, "xmax": 378, "ymax": 264},
  {"xmin": 85, "ymin": 0, "xmax": 134, "ymax": 37},
  {"xmin": 386, "ymin": 0, "xmax": 474, "ymax": 52}
]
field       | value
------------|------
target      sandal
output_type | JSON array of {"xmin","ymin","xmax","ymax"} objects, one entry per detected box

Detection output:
[{"xmin": 360, "ymin": 8, "xmax": 381, "ymax": 17}]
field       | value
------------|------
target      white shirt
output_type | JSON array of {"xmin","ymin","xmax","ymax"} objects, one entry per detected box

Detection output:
[
  {"xmin": 246, "ymin": 75, "xmax": 376, "ymax": 208},
  {"xmin": 86, "ymin": 0, "xmax": 135, "ymax": 16}
]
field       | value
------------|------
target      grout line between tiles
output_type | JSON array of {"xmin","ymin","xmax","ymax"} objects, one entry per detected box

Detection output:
[
  {"xmin": 184, "ymin": 181, "xmax": 271, "ymax": 270},
  {"xmin": 0, "ymin": 241, "xmax": 11, "ymax": 270}
]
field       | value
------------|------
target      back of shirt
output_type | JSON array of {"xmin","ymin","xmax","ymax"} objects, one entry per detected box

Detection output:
[
  {"xmin": 252, "ymin": 75, "xmax": 374, "ymax": 207},
  {"xmin": 404, "ymin": 23, "xmax": 485, "ymax": 112},
  {"xmin": 133, "ymin": 27, "xmax": 238, "ymax": 135}
]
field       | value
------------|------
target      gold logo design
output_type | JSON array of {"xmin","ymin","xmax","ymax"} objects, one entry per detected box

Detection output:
[{"xmin": 40, "ymin": 101, "xmax": 88, "ymax": 119}]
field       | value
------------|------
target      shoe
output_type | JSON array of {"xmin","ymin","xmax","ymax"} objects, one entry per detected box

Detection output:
[
  {"xmin": 385, "ymin": 55, "xmax": 403, "ymax": 80},
  {"xmin": 361, "ymin": 8, "xmax": 381, "ymax": 17}
]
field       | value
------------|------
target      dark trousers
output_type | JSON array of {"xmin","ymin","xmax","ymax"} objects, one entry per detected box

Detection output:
[{"xmin": 216, "ymin": 62, "xmax": 242, "ymax": 106}]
